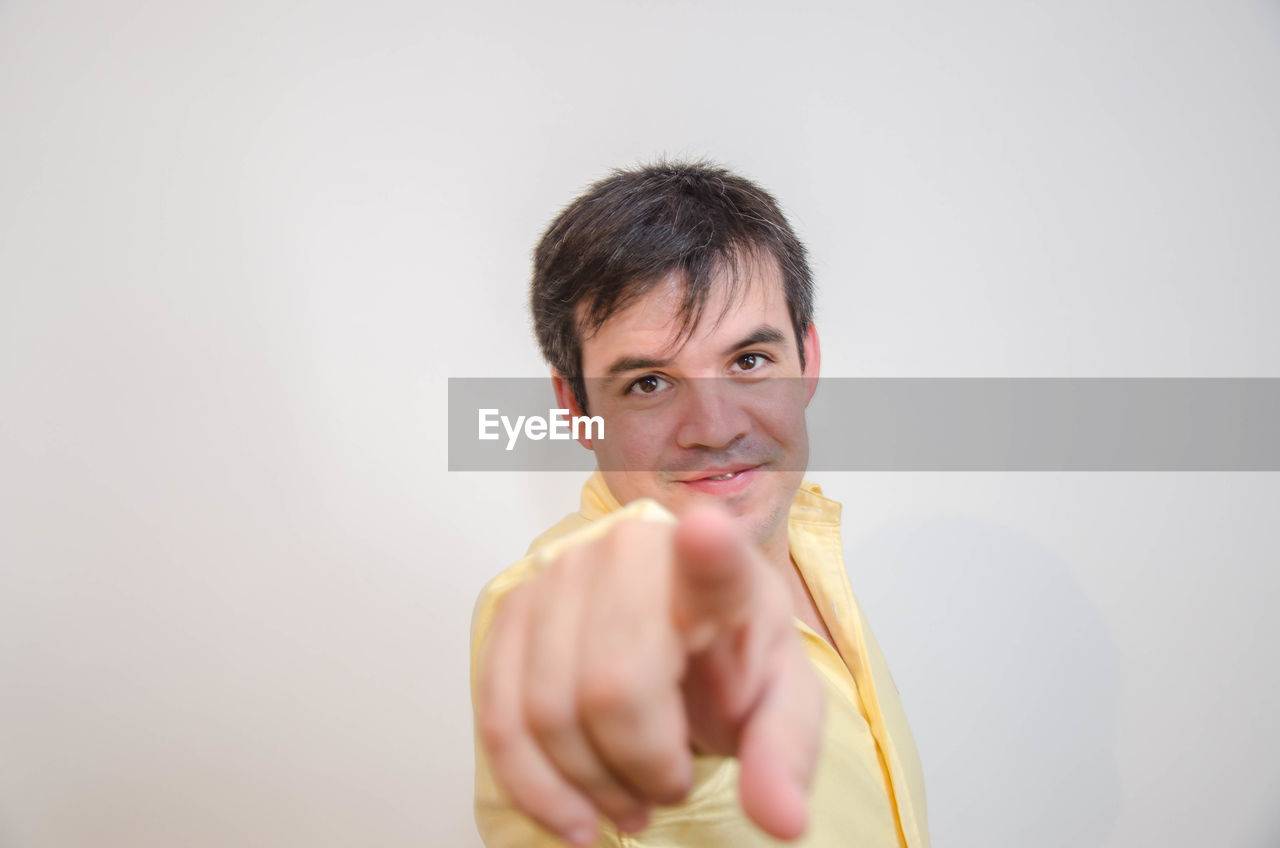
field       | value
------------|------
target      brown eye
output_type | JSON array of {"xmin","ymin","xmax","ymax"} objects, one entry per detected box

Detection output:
[
  {"xmin": 737, "ymin": 354, "xmax": 759, "ymax": 371},
  {"xmin": 627, "ymin": 374, "xmax": 671, "ymax": 396}
]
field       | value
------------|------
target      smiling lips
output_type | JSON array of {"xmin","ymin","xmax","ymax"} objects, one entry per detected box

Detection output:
[{"xmin": 677, "ymin": 465, "xmax": 762, "ymax": 495}]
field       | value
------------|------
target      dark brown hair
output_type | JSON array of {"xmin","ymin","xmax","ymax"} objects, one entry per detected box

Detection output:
[{"xmin": 531, "ymin": 160, "xmax": 814, "ymax": 413}]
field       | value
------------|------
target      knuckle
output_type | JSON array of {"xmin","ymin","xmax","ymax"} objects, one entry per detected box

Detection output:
[
  {"xmin": 603, "ymin": 519, "xmax": 665, "ymax": 557},
  {"xmin": 476, "ymin": 710, "xmax": 516, "ymax": 758},
  {"xmin": 607, "ymin": 518, "xmax": 644, "ymax": 543},
  {"xmin": 562, "ymin": 771, "xmax": 643, "ymax": 824},
  {"xmin": 640, "ymin": 752, "xmax": 693, "ymax": 804},
  {"xmin": 493, "ymin": 583, "xmax": 530, "ymax": 625},
  {"xmin": 507, "ymin": 784, "xmax": 586, "ymax": 838},
  {"xmin": 524, "ymin": 691, "xmax": 575, "ymax": 738},
  {"xmin": 541, "ymin": 552, "xmax": 574, "ymax": 583},
  {"xmin": 586, "ymin": 781, "xmax": 644, "ymax": 817},
  {"xmin": 578, "ymin": 667, "xmax": 642, "ymax": 716}
]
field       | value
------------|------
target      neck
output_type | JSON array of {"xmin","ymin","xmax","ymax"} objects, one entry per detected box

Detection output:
[{"xmin": 757, "ymin": 522, "xmax": 793, "ymax": 576}]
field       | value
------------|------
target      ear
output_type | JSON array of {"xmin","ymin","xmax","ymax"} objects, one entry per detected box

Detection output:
[
  {"xmin": 551, "ymin": 369, "xmax": 596, "ymax": 451},
  {"xmin": 801, "ymin": 324, "xmax": 821, "ymax": 406}
]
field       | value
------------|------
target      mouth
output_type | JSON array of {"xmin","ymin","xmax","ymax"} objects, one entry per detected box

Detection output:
[{"xmin": 676, "ymin": 464, "xmax": 762, "ymax": 495}]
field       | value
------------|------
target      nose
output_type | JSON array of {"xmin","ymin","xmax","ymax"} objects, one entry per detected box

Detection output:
[{"xmin": 674, "ymin": 380, "xmax": 752, "ymax": 452}]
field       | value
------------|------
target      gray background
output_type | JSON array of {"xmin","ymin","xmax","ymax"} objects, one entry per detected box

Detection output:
[{"xmin": 2, "ymin": 1, "xmax": 1278, "ymax": 846}]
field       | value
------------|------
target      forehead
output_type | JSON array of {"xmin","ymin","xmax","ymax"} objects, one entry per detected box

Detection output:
[{"xmin": 578, "ymin": 254, "xmax": 791, "ymax": 376}]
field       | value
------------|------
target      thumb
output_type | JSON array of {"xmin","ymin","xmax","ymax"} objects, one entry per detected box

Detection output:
[
  {"xmin": 671, "ymin": 504, "xmax": 761, "ymax": 652},
  {"xmin": 735, "ymin": 642, "xmax": 825, "ymax": 841}
]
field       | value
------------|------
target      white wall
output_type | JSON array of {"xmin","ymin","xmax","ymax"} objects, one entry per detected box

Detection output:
[{"xmin": 1, "ymin": 1, "xmax": 1277, "ymax": 846}]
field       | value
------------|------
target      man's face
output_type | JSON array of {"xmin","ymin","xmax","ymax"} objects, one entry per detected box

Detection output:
[{"xmin": 554, "ymin": 255, "xmax": 820, "ymax": 552}]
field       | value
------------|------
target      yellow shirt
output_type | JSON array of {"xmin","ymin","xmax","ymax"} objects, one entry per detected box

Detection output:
[{"xmin": 471, "ymin": 473, "xmax": 931, "ymax": 848}]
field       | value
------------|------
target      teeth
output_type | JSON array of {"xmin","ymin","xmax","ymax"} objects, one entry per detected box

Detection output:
[{"xmin": 708, "ymin": 472, "xmax": 737, "ymax": 481}]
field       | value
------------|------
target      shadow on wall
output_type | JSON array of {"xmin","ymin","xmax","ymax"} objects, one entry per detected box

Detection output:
[{"xmin": 847, "ymin": 514, "xmax": 1122, "ymax": 848}]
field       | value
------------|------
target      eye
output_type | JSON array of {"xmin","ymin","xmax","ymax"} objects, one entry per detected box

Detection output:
[
  {"xmin": 626, "ymin": 374, "xmax": 671, "ymax": 396},
  {"xmin": 733, "ymin": 352, "xmax": 772, "ymax": 373}
]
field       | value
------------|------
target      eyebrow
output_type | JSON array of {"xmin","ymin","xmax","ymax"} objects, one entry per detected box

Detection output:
[
  {"xmin": 720, "ymin": 326, "xmax": 787, "ymax": 357},
  {"xmin": 605, "ymin": 355, "xmax": 672, "ymax": 378},
  {"xmin": 602, "ymin": 325, "xmax": 789, "ymax": 379}
]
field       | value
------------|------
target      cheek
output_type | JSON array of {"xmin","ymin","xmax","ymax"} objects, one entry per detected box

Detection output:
[
  {"xmin": 746, "ymin": 392, "xmax": 809, "ymax": 451},
  {"xmin": 747, "ymin": 379, "xmax": 803, "ymax": 432},
  {"xmin": 596, "ymin": 411, "xmax": 679, "ymax": 470},
  {"xmin": 776, "ymin": 409, "xmax": 809, "ymax": 449}
]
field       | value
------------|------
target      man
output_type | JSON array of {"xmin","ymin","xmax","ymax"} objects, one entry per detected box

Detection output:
[{"xmin": 470, "ymin": 162, "xmax": 930, "ymax": 847}]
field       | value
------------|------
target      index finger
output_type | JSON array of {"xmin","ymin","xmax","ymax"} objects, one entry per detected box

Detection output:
[{"xmin": 671, "ymin": 504, "xmax": 765, "ymax": 650}]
